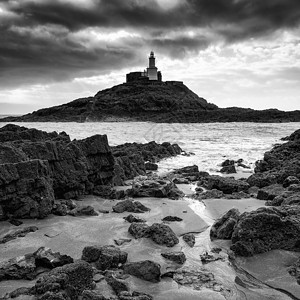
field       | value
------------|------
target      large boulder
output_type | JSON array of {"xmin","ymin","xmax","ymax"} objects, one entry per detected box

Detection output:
[
  {"xmin": 231, "ymin": 206, "xmax": 300, "ymax": 256},
  {"xmin": 199, "ymin": 175, "xmax": 249, "ymax": 194},
  {"xmin": 210, "ymin": 208, "xmax": 240, "ymax": 240},
  {"xmin": 161, "ymin": 251, "xmax": 186, "ymax": 264},
  {"xmin": 256, "ymin": 184, "xmax": 286, "ymax": 200},
  {"xmin": 123, "ymin": 260, "xmax": 161, "ymax": 282},
  {"xmin": 182, "ymin": 233, "xmax": 195, "ymax": 247},
  {"xmin": 81, "ymin": 245, "xmax": 127, "ymax": 271},
  {"xmin": 112, "ymin": 199, "xmax": 150, "ymax": 213},
  {"xmin": 128, "ymin": 223, "xmax": 151, "ymax": 239}
]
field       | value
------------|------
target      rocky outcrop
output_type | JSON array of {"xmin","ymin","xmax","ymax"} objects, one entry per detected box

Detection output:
[
  {"xmin": 0, "ymin": 124, "xmax": 115, "ymax": 219},
  {"xmin": 81, "ymin": 245, "xmax": 127, "ymax": 271},
  {"xmin": 210, "ymin": 208, "xmax": 240, "ymax": 240},
  {"xmin": 124, "ymin": 214, "xmax": 146, "ymax": 223},
  {"xmin": 198, "ymin": 175, "xmax": 250, "ymax": 194},
  {"xmin": 2, "ymin": 82, "xmax": 300, "ymax": 123},
  {"xmin": 230, "ymin": 206, "xmax": 300, "ymax": 256},
  {"xmin": 161, "ymin": 251, "xmax": 186, "ymax": 264},
  {"xmin": 112, "ymin": 199, "xmax": 150, "ymax": 213},
  {"xmin": 182, "ymin": 233, "xmax": 195, "ymax": 247},
  {"xmin": 162, "ymin": 216, "xmax": 183, "ymax": 222},
  {"xmin": 128, "ymin": 223, "xmax": 179, "ymax": 247},
  {"xmin": 256, "ymin": 184, "xmax": 286, "ymax": 200},
  {"xmin": 123, "ymin": 260, "xmax": 161, "ymax": 282}
]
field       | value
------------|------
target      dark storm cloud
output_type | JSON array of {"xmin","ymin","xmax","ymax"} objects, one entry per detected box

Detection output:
[{"xmin": 1, "ymin": 0, "xmax": 300, "ymax": 88}]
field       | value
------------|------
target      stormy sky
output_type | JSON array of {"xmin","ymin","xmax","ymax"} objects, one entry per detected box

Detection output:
[{"xmin": 0, "ymin": 0, "xmax": 300, "ymax": 114}]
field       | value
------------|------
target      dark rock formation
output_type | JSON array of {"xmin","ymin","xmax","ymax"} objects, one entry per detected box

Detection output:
[
  {"xmin": 161, "ymin": 251, "xmax": 186, "ymax": 264},
  {"xmin": 174, "ymin": 165, "xmax": 199, "ymax": 174},
  {"xmin": 231, "ymin": 206, "xmax": 300, "ymax": 256},
  {"xmin": 0, "ymin": 124, "xmax": 115, "ymax": 219},
  {"xmin": 126, "ymin": 180, "xmax": 184, "ymax": 199},
  {"xmin": 114, "ymin": 238, "xmax": 132, "ymax": 246},
  {"xmin": 283, "ymin": 176, "xmax": 300, "ymax": 188},
  {"xmin": 210, "ymin": 208, "xmax": 240, "ymax": 240},
  {"xmin": 0, "ymin": 226, "xmax": 38, "ymax": 244},
  {"xmin": 198, "ymin": 175, "xmax": 250, "ymax": 194},
  {"xmin": 182, "ymin": 233, "xmax": 195, "ymax": 247},
  {"xmin": 105, "ymin": 273, "xmax": 129, "ymax": 295},
  {"xmin": 123, "ymin": 214, "xmax": 146, "ymax": 223},
  {"xmin": 81, "ymin": 245, "xmax": 127, "ymax": 271},
  {"xmin": 128, "ymin": 223, "xmax": 179, "ymax": 247},
  {"xmin": 2, "ymin": 82, "xmax": 300, "ymax": 123},
  {"xmin": 68, "ymin": 205, "xmax": 99, "ymax": 216},
  {"xmin": 123, "ymin": 260, "xmax": 161, "ymax": 282},
  {"xmin": 256, "ymin": 184, "xmax": 286, "ymax": 200},
  {"xmin": 112, "ymin": 199, "xmax": 150, "ymax": 213},
  {"xmin": 200, "ymin": 251, "xmax": 225, "ymax": 264},
  {"xmin": 34, "ymin": 260, "xmax": 94, "ymax": 299},
  {"xmin": 145, "ymin": 162, "xmax": 158, "ymax": 171},
  {"xmin": 220, "ymin": 165, "xmax": 236, "ymax": 174},
  {"xmin": 162, "ymin": 216, "xmax": 183, "ymax": 222}
]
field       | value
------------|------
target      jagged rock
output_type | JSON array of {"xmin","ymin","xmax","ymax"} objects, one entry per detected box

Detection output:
[
  {"xmin": 34, "ymin": 247, "xmax": 73, "ymax": 269},
  {"xmin": 161, "ymin": 251, "xmax": 186, "ymax": 264},
  {"xmin": 174, "ymin": 165, "xmax": 199, "ymax": 174},
  {"xmin": 119, "ymin": 291, "xmax": 153, "ymax": 300},
  {"xmin": 105, "ymin": 274, "xmax": 129, "ymax": 295},
  {"xmin": 123, "ymin": 260, "xmax": 161, "ymax": 282},
  {"xmin": 210, "ymin": 208, "xmax": 240, "ymax": 240},
  {"xmin": 256, "ymin": 184, "xmax": 286, "ymax": 200},
  {"xmin": 283, "ymin": 176, "xmax": 300, "ymax": 188},
  {"xmin": 288, "ymin": 184, "xmax": 300, "ymax": 192},
  {"xmin": 128, "ymin": 223, "xmax": 178, "ymax": 247},
  {"xmin": 34, "ymin": 260, "xmax": 94, "ymax": 299},
  {"xmin": 52, "ymin": 202, "xmax": 68, "ymax": 216},
  {"xmin": 221, "ymin": 159, "xmax": 235, "ymax": 167},
  {"xmin": 247, "ymin": 173, "xmax": 277, "ymax": 188},
  {"xmin": 128, "ymin": 223, "xmax": 151, "ymax": 239},
  {"xmin": 127, "ymin": 180, "xmax": 184, "ymax": 199},
  {"xmin": 112, "ymin": 199, "xmax": 150, "ymax": 213},
  {"xmin": 182, "ymin": 233, "xmax": 195, "ymax": 247},
  {"xmin": 231, "ymin": 206, "xmax": 300, "ymax": 256},
  {"xmin": 81, "ymin": 245, "xmax": 127, "ymax": 271},
  {"xmin": 198, "ymin": 175, "xmax": 249, "ymax": 194},
  {"xmin": 114, "ymin": 238, "xmax": 132, "ymax": 246},
  {"xmin": 162, "ymin": 216, "xmax": 183, "ymax": 222},
  {"xmin": 220, "ymin": 165, "xmax": 236, "ymax": 174},
  {"xmin": 266, "ymin": 191, "xmax": 300, "ymax": 206},
  {"xmin": 0, "ymin": 254, "xmax": 36, "ymax": 281},
  {"xmin": 145, "ymin": 162, "xmax": 158, "ymax": 171},
  {"xmin": 68, "ymin": 205, "xmax": 98, "ymax": 216},
  {"xmin": 123, "ymin": 214, "xmax": 146, "ymax": 223},
  {"xmin": 200, "ymin": 251, "xmax": 225, "ymax": 264},
  {"xmin": 0, "ymin": 226, "xmax": 38, "ymax": 244},
  {"xmin": 149, "ymin": 223, "xmax": 179, "ymax": 247}
]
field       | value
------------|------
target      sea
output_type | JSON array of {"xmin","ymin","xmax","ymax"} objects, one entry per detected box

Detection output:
[{"xmin": 1, "ymin": 121, "xmax": 299, "ymax": 175}]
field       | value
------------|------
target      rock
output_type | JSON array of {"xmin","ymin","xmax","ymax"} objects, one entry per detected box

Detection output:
[
  {"xmin": 199, "ymin": 175, "xmax": 249, "ymax": 194},
  {"xmin": 220, "ymin": 165, "xmax": 236, "ymax": 174},
  {"xmin": 52, "ymin": 201, "xmax": 68, "ymax": 216},
  {"xmin": 162, "ymin": 216, "xmax": 183, "ymax": 222},
  {"xmin": 149, "ymin": 223, "xmax": 179, "ymax": 247},
  {"xmin": 128, "ymin": 223, "xmax": 151, "ymax": 239},
  {"xmin": 119, "ymin": 291, "xmax": 153, "ymax": 300},
  {"xmin": 8, "ymin": 218, "xmax": 23, "ymax": 226},
  {"xmin": 281, "ymin": 129, "xmax": 300, "ymax": 141},
  {"xmin": 182, "ymin": 233, "xmax": 195, "ymax": 247},
  {"xmin": 127, "ymin": 180, "xmax": 184, "ymax": 199},
  {"xmin": 145, "ymin": 162, "xmax": 158, "ymax": 171},
  {"xmin": 114, "ymin": 238, "xmax": 132, "ymax": 246},
  {"xmin": 105, "ymin": 274, "xmax": 129, "ymax": 295},
  {"xmin": 161, "ymin": 251, "xmax": 186, "ymax": 264},
  {"xmin": 288, "ymin": 184, "xmax": 300, "ymax": 192},
  {"xmin": 288, "ymin": 257, "xmax": 300, "ymax": 285},
  {"xmin": 283, "ymin": 176, "xmax": 300, "ymax": 188},
  {"xmin": 69, "ymin": 205, "xmax": 98, "ymax": 216},
  {"xmin": 194, "ymin": 189, "xmax": 224, "ymax": 199},
  {"xmin": 0, "ymin": 226, "xmax": 38, "ymax": 244},
  {"xmin": 247, "ymin": 173, "xmax": 277, "ymax": 188},
  {"xmin": 81, "ymin": 245, "xmax": 127, "ymax": 271},
  {"xmin": 200, "ymin": 251, "xmax": 225, "ymax": 264},
  {"xmin": 266, "ymin": 191, "xmax": 300, "ymax": 206},
  {"xmin": 112, "ymin": 199, "xmax": 150, "ymax": 213},
  {"xmin": 34, "ymin": 260, "xmax": 94, "ymax": 298},
  {"xmin": 221, "ymin": 159, "xmax": 235, "ymax": 167},
  {"xmin": 0, "ymin": 254, "xmax": 36, "ymax": 281},
  {"xmin": 173, "ymin": 177, "xmax": 190, "ymax": 184},
  {"xmin": 123, "ymin": 260, "xmax": 161, "ymax": 282},
  {"xmin": 256, "ymin": 184, "xmax": 286, "ymax": 200},
  {"xmin": 123, "ymin": 214, "xmax": 146, "ymax": 223},
  {"xmin": 33, "ymin": 247, "xmax": 73, "ymax": 269},
  {"xmin": 99, "ymin": 209, "xmax": 110, "ymax": 214},
  {"xmin": 210, "ymin": 208, "xmax": 240, "ymax": 240},
  {"xmin": 174, "ymin": 165, "xmax": 199, "ymax": 174},
  {"xmin": 231, "ymin": 206, "xmax": 300, "ymax": 256}
]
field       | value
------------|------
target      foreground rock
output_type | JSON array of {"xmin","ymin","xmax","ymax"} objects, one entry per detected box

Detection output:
[
  {"xmin": 81, "ymin": 245, "xmax": 127, "ymax": 271},
  {"xmin": 210, "ymin": 208, "xmax": 240, "ymax": 240},
  {"xmin": 124, "ymin": 260, "xmax": 161, "ymax": 282},
  {"xmin": 231, "ymin": 206, "xmax": 300, "ymax": 256},
  {"xmin": 128, "ymin": 223, "xmax": 179, "ymax": 247},
  {"xmin": 182, "ymin": 233, "xmax": 196, "ymax": 247},
  {"xmin": 161, "ymin": 251, "xmax": 186, "ymax": 264},
  {"xmin": 112, "ymin": 199, "xmax": 150, "ymax": 213}
]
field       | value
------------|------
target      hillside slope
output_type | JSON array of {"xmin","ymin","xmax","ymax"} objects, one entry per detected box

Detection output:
[{"xmin": 1, "ymin": 81, "xmax": 300, "ymax": 123}]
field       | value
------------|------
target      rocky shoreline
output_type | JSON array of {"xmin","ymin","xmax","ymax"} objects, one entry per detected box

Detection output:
[{"xmin": 0, "ymin": 124, "xmax": 300, "ymax": 299}]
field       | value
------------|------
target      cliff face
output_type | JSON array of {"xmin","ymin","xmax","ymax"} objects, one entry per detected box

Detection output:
[{"xmin": 1, "ymin": 81, "xmax": 299, "ymax": 123}]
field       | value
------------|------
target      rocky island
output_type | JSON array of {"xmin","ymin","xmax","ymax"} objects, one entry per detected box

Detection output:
[{"xmin": 0, "ymin": 123, "xmax": 300, "ymax": 299}]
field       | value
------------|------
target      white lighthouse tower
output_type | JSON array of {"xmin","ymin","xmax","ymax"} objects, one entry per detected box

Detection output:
[{"xmin": 147, "ymin": 51, "xmax": 158, "ymax": 80}]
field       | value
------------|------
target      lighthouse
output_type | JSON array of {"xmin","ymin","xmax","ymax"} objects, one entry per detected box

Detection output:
[{"xmin": 147, "ymin": 51, "xmax": 158, "ymax": 80}]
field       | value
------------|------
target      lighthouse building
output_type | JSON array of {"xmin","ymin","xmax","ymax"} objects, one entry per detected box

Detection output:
[{"xmin": 126, "ymin": 51, "xmax": 162, "ymax": 83}]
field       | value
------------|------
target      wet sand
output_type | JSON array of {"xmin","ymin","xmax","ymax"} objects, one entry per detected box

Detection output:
[{"xmin": 0, "ymin": 195, "xmax": 299, "ymax": 299}]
